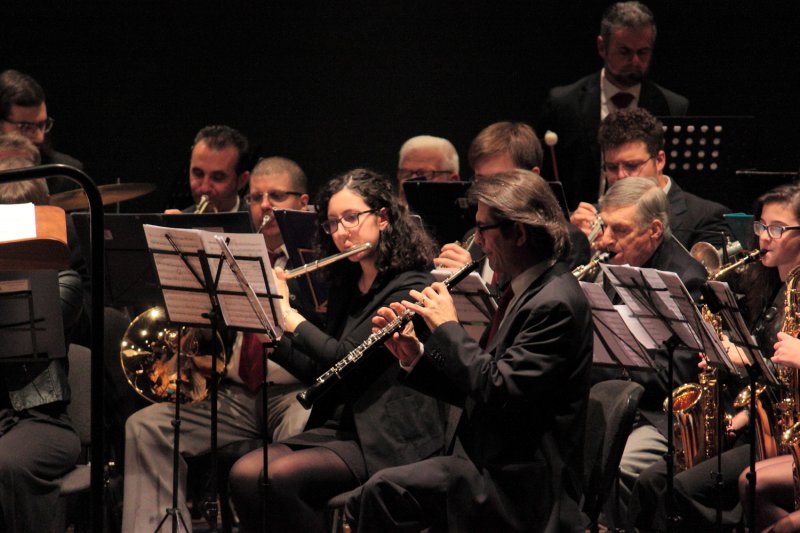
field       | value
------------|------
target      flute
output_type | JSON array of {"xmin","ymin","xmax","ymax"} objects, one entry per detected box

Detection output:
[
  {"xmin": 282, "ymin": 242, "xmax": 372, "ymax": 280},
  {"xmin": 296, "ymin": 256, "xmax": 484, "ymax": 409}
]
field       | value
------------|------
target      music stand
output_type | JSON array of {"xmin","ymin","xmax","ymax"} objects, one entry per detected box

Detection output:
[
  {"xmin": 273, "ymin": 208, "xmax": 330, "ymax": 315},
  {"xmin": 658, "ymin": 116, "xmax": 754, "ymax": 211},
  {"xmin": 403, "ymin": 181, "xmax": 474, "ymax": 245},
  {"xmin": 602, "ymin": 264, "xmax": 727, "ymax": 531},
  {"xmin": 0, "ymin": 271, "xmax": 65, "ymax": 364},
  {"xmin": 143, "ymin": 225, "xmax": 284, "ymax": 532},
  {"xmin": 71, "ymin": 212, "xmax": 252, "ymax": 308},
  {"xmin": 431, "ymin": 267, "xmax": 495, "ymax": 342}
]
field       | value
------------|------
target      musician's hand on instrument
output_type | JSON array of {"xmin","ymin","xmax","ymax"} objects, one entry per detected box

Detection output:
[
  {"xmin": 772, "ymin": 332, "xmax": 800, "ymax": 369},
  {"xmin": 164, "ymin": 208, "xmax": 182, "ymax": 215},
  {"xmin": 372, "ymin": 304, "xmax": 421, "ymax": 363},
  {"xmin": 569, "ymin": 202, "xmax": 598, "ymax": 236},
  {"xmin": 720, "ymin": 333, "xmax": 749, "ymax": 367},
  {"xmin": 405, "ymin": 283, "xmax": 457, "ymax": 331},
  {"xmin": 435, "ymin": 243, "xmax": 472, "ymax": 270},
  {"xmin": 273, "ymin": 266, "xmax": 288, "ymax": 282},
  {"xmin": 727, "ymin": 410, "xmax": 749, "ymax": 438}
]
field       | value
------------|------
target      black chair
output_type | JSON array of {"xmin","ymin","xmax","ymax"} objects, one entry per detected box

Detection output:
[
  {"xmin": 581, "ymin": 379, "xmax": 644, "ymax": 533},
  {"xmin": 53, "ymin": 344, "xmax": 93, "ymax": 532}
]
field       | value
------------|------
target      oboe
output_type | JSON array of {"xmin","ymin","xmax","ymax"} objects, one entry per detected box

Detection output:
[{"xmin": 296, "ymin": 256, "xmax": 484, "ymax": 409}]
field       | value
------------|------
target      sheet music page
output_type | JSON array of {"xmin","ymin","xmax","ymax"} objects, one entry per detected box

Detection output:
[
  {"xmin": 161, "ymin": 289, "xmax": 212, "ymax": 326},
  {"xmin": 218, "ymin": 294, "xmax": 284, "ymax": 331},
  {"xmin": 143, "ymin": 224, "xmax": 203, "ymax": 253},
  {"xmin": 0, "ymin": 203, "xmax": 36, "ymax": 242},
  {"xmin": 651, "ymin": 270, "xmax": 702, "ymax": 351},
  {"xmin": 431, "ymin": 269, "xmax": 495, "ymax": 324},
  {"xmin": 580, "ymin": 281, "xmax": 653, "ymax": 368},
  {"xmin": 150, "ymin": 253, "xmax": 205, "ymax": 289}
]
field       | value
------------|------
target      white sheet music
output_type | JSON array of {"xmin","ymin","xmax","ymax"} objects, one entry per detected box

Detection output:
[
  {"xmin": 0, "ymin": 203, "xmax": 36, "ymax": 243},
  {"xmin": 143, "ymin": 224, "xmax": 284, "ymax": 331}
]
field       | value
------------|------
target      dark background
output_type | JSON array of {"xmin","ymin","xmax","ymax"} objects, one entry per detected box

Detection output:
[{"xmin": 4, "ymin": 1, "xmax": 799, "ymax": 213}]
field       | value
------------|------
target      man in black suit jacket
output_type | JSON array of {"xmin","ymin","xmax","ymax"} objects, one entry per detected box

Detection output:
[
  {"xmin": 346, "ymin": 169, "xmax": 593, "ymax": 532},
  {"xmin": 538, "ymin": 2, "xmax": 688, "ymax": 208},
  {"xmin": 571, "ymin": 108, "xmax": 729, "ymax": 250},
  {"xmin": 593, "ymin": 177, "xmax": 707, "ymax": 526}
]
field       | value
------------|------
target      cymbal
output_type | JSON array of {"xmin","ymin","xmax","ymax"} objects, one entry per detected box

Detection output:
[{"xmin": 50, "ymin": 182, "xmax": 157, "ymax": 211}]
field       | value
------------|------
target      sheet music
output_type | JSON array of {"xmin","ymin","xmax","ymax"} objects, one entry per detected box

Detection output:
[
  {"xmin": 431, "ymin": 269, "xmax": 495, "ymax": 324},
  {"xmin": 143, "ymin": 224, "xmax": 284, "ymax": 332},
  {"xmin": 0, "ymin": 203, "xmax": 36, "ymax": 242},
  {"xmin": 580, "ymin": 281, "xmax": 653, "ymax": 369}
]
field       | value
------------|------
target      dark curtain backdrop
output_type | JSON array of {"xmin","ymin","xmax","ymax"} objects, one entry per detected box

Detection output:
[{"xmin": 4, "ymin": 1, "xmax": 799, "ymax": 212}]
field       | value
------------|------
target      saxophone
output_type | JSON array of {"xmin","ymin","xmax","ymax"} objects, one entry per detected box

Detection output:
[
  {"xmin": 778, "ymin": 265, "xmax": 800, "ymax": 508},
  {"xmin": 665, "ymin": 305, "xmax": 723, "ymax": 472}
]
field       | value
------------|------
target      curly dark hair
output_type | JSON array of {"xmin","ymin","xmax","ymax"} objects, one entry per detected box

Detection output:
[
  {"xmin": 598, "ymin": 108, "xmax": 664, "ymax": 158},
  {"xmin": 314, "ymin": 168, "xmax": 438, "ymax": 280}
]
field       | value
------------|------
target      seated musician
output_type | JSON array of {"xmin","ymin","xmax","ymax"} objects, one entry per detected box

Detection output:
[
  {"xmin": 164, "ymin": 124, "xmax": 251, "ymax": 214},
  {"xmin": 120, "ymin": 154, "xmax": 311, "ymax": 532},
  {"xmin": 396, "ymin": 135, "xmax": 459, "ymax": 203},
  {"xmin": 435, "ymin": 121, "xmax": 590, "ymax": 283},
  {"xmin": 0, "ymin": 160, "xmax": 82, "ymax": 533},
  {"xmin": 591, "ymin": 176, "xmax": 707, "ymax": 526},
  {"xmin": 571, "ymin": 108, "xmax": 730, "ymax": 250},
  {"xmin": 734, "ymin": 182, "xmax": 800, "ymax": 533},
  {"xmin": 227, "ymin": 169, "xmax": 449, "ymax": 533},
  {"xmin": 345, "ymin": 169, "xmax": 593, "ymax": 531}
]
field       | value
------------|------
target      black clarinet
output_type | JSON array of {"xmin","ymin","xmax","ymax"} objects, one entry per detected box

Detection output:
[{"xmin": 296, "ymin": 257, "xmax": 484, "ymax": 409}]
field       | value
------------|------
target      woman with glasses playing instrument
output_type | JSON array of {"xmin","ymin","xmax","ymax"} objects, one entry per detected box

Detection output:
[
  {"xmin": 730, "ymin": 182, "xmax": 800, "ymax": 533},
  {"xmin": 228, "ymin": 169, "xmax": 448, "ymax": 533}
]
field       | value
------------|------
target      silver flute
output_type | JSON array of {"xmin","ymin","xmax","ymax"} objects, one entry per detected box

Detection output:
[{"xmin": 282, "ymin": 242, "xmax": 372, "ymax": 280}]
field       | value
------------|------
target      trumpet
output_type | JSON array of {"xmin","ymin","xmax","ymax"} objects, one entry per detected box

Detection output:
[
  {"xmin": 195, "ymin": 194, "xmax": 217, "ymax": 213},
  {"xmin": 281, "ymin": 242, "xmax": 372, "ymax": 280},
  {"xmin": 711, "ymin": 249, "xmax": 763, "ymax": 280},
  {"xmin": 572, "ymin": 251, "xmax": 610, "ymax": 281},
  {"xmin": 296, "ymin": 256, "xmax": 484, "ymax": 409}
]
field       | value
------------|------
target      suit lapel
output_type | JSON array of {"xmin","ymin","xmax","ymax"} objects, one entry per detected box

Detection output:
[
  {"xmin": 667, "ymin": 181, "xmax": 689, "ymax": 235},
  {"xmin": 639, "ymin": 80, "xmax": 671, "ymax": 116},
  {"xmin": 580, "ymin": 74, "xmax": 603, "ymax": 198}
]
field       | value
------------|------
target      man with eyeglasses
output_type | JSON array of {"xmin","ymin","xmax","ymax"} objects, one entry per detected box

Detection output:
[
  {"xmin": 122, "ymin": 155, "xmax": 316, "ymax": 532},
  {"xmin": 538, "ymin": 2, "xmax": 689, "ymax": 209},
  {"xmin": 571, "ymin": 108, "xmax": 729, "ymax": 249},
  {"xmin": 0, "ymin": 69, "xmax": 83, "ymax": 194},
  {"xmin": 396, "ymin": 135, "xmax": 459, "ymax": 203}
]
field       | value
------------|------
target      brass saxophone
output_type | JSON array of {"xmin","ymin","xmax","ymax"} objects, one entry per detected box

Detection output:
[
  {"xmin": 665, "ymin": 305, "xmax": 723, "ymax": 472},
  {"xmin": 778, "ymin": 265, "xmax": 800, "ymax": 508}
]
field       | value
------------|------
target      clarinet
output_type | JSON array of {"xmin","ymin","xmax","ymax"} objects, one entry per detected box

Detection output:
[{"xmin": 296, "ymin": 257, "xmax": 484, "ymax": 409}]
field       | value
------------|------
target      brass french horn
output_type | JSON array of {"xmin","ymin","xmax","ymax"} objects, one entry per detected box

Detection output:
[{"xmin": 120, "ymin": 307, "xmax": 226, "ymax": 403}]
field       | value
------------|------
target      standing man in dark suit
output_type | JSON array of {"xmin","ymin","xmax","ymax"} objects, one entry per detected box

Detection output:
[
  {"xmin": 164, "ymin": 124, "xmax": 251, "ymax": 214},
  {"xmin": 571, "ymin": 108, "xmax": 730, "ymax": 250},
  {"xmin": 346, "ymin": 169, "xmax": 593, "ymax": 532},
  {"xmin": 539, "ymin": 2, "xmax": 689, "ymax": 209},
  {"xmin": 0, "ymin": 69, "xmax": 84, "ymax": 195}
]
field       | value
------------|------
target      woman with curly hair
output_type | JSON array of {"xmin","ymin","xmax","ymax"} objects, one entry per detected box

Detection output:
[{"xmin": 228, "ymin": 168, "xmax": 448, "ymax": 532}]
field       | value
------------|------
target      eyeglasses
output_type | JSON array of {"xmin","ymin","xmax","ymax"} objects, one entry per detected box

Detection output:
[
  {"xmin": 397, "ymin": 169, "xmax": 454, "ymax": 182},
  {"xmin": 474, "ymin": 220, "xmax": 511, "ymax": 236},
  {"xmin": 603, "ymin": 156, "xmax": 653, "ymax": 175},
  {"xmin": 322, "ymin": 209, "xmax": 379, "ymax": 235},
  {"xmin": 244, "ymin": 190, "xmax": 304, "ymax": 204},
  {"xmin": 1, "ymin": 116, "xmax": 55, "ymax": 135},
  {"xmin": 753, "ymin": 221, "xmax": 800, "ymax": 239}
]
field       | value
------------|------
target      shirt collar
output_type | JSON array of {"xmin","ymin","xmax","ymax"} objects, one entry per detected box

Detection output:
[{"xmin": 601, "ymin": 68, "xmax": 642, "ymax": 108}]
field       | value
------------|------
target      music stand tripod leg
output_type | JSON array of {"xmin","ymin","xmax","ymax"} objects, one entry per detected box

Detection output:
[{"xmin": 154, "ymin": 329, "xmax": 191, "ymax": 533}]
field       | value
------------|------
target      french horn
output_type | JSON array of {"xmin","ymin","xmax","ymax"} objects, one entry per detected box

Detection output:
[{"xmin": 120, "ymin": 307, "xmax": 226, "ymax": 403}]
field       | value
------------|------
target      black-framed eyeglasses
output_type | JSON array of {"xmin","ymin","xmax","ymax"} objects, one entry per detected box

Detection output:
[
  {"xmin": 1, "ymin": 116, "xmax": 55, "ymax": 135},
  {"xmin": 322, "ymin": 209, "xmax": 379, "ymax": 235},
  {"xmin": 603, "ymin": 156, "xmax": 653, "ymax": 175},
  {"xmin": 475, "ymin": 220, "xmax": 511, "ymax": 236},
  {"xmin": 753, "ymin": 220, "xmax": 800, "ymax": 239},
  {"xmin": 397, "ymin": 168, "xmax": 454, "ymax": 182},
  {"xmin": 244, "ymin": 190, "xmax": 304, "ymax": 204}
]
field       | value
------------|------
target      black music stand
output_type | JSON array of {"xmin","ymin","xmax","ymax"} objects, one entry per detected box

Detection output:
[
  {"xmin": 71, "ymin": 212, "xmax": 252, "ymax": 308},
  {"xmin": 431, "ymin": 267, "xmax": 494, "ymax": 342},
  {"xmin": 144, "ymin": 225, "xmax": 284, "ymax": 533},
  {"xmin": 0, "ymin": 271, "xmax": 65, "ymax": 364},
  {"xmin": 603, "ymin": 264, "xmax": 724, "ymax": 532},
  {"xmin": 403, "ymin": 181, "xmax": 474, "ymax": 245},
  {"xmin": 658, "ymin": 116, "xmax": 754, "ymax": 212}
]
